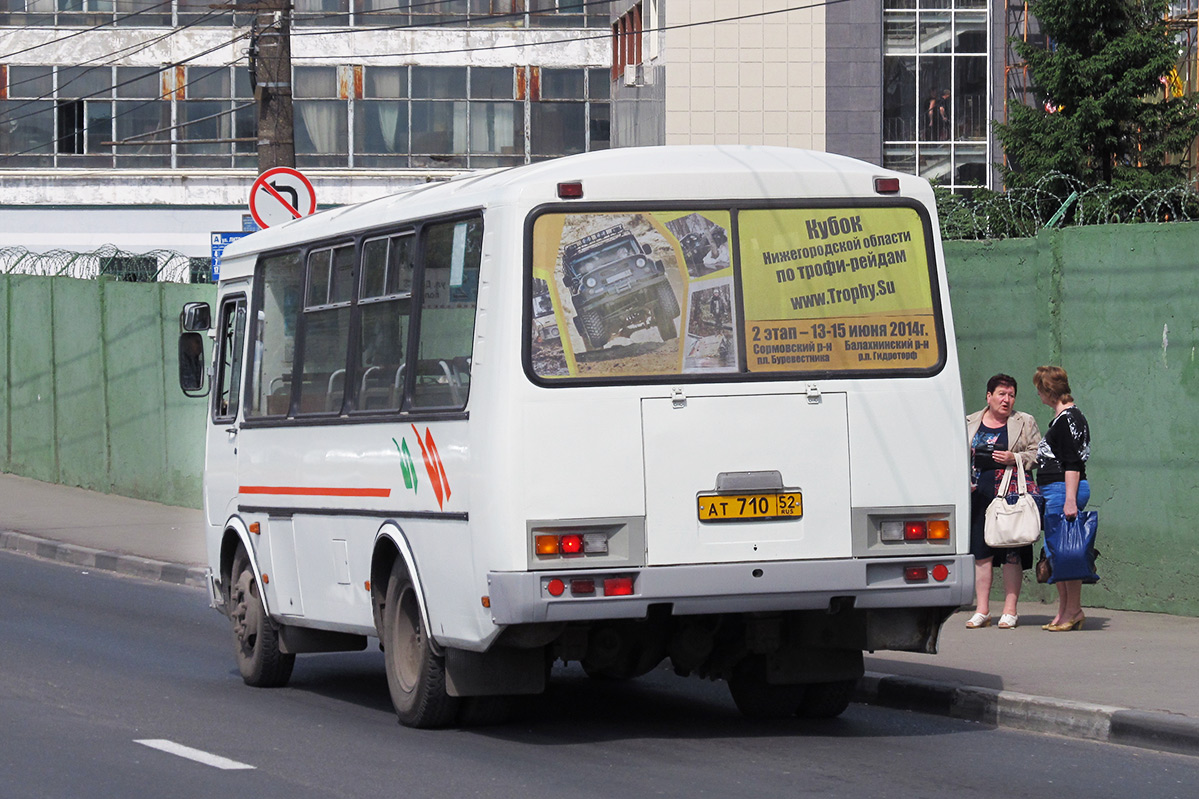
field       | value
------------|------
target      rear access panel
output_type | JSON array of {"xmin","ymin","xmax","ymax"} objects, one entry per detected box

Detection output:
[{"xmin": 641, "ymin": 392, "xmax": 851, "ymax": 566}]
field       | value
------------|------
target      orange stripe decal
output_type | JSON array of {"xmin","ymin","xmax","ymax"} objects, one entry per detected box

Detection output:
[{"xmin": 240, "ymin": 485, "xmax": 392, "ymax": 498}]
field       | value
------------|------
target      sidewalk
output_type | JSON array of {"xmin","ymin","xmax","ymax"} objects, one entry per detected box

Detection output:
[{"xmin": 2, "ymin": 471, "xmax": 1198, "ymax": 756}]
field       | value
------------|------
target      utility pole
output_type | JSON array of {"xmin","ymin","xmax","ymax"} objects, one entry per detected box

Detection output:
[{"xmin": 250, "ymin": 0, "xmax": 295, "ymax": 172}]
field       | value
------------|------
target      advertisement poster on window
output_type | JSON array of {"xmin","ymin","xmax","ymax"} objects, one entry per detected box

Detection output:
[
  {"xmin": 738, "ymin": 206, "xmax": 939, "ymax": 373},
  {"xmin": 530, "ymin": 210, "xmax": 735, "ymax": 379}
]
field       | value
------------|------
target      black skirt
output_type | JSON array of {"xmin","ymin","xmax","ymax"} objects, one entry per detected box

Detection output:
[{"xmin": 969, "ymin": 476, "xmax": 1034, "ymax": 570}]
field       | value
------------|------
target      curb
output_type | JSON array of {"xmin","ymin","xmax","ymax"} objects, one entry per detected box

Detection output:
[
  {"xmin": 856, "ymin": 671, "xmax": 1199, "ymax": 758},
  {"xmin": 0, "ymin": 529, "xmax": 207, "ymax": 589}
]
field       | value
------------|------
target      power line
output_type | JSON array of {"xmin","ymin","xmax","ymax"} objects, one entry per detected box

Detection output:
[
  {"xmin": 2, "ymin": 0, "xmax": 849, "ymax": 160},
  {"xmin": 103, "ymin": 99, "xmax": 256, "ymax": 145},
  {"xmin": 1, "ymin": 0, "xmax": 179, "ymax": 60},
  {"xmin": 289, "ymin": 0, "xmax": 845, "ymax": 51},
  {"xmin": 5, "ymin": 7, "xmax": 231, "ymax": 100},
  {"xmin": 286, "ymin": 0, "xmax": 608, "ymax": 31},
  {"xmin": 1, "ymin": 29, "xmax": 248, "ymax": 130},
  {"xmin": 1, "ymin": 43, "xmax": 249, "ymax": 159}
]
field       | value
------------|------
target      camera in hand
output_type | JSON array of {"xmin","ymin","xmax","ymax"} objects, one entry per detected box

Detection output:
[{"xmin": 973, "ymin": 443, "xmax": 998, "ymax": 469}]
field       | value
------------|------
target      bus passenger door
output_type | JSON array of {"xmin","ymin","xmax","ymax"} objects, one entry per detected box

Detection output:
[{"xmin": 205, "ymin": 294, "xmax": 247, "ymax": 528}]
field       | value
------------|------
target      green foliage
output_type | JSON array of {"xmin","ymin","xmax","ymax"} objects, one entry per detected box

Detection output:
[{"xmin": 996, "ymin": 0, "xmax": 1199, "ymax": 189}]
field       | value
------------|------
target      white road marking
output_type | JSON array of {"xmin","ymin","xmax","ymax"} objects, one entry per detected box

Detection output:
[{"xmin": 134, "ymin": 739, "xmax": 256, "ymax": 770}]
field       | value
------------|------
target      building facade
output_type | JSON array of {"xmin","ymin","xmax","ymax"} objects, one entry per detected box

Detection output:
[
  {"xmin": 609, "ymin": 0, "xmax": 1005, "ymax": 195},
  {"xmin": 0, "ymin": 3, "xmax": 611, "ymax": 268}
]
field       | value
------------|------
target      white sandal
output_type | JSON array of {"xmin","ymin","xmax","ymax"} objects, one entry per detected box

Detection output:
[
  {"xmin": 997, "ymin": 614, "xmax": 1018, "ymax": 629},
  {"xmin": 965, "ymin": 612, "xmax": 991, "ymax": 629}
]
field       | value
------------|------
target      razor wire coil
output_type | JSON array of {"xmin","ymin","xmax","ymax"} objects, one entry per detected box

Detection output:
[{"xmin": 0, "ymin": 245, "xmax": 210, "ymax": 283}]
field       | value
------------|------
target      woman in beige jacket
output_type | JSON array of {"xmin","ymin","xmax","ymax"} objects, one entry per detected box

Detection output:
[{"xmin": 964, "ymin": 374, "xmax": 1042, "ymax": 629}]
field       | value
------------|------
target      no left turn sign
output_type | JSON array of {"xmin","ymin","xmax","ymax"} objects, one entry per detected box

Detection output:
[{"xmin": 249, "ymin": 166, "xmax": 317, "ymax": 229}]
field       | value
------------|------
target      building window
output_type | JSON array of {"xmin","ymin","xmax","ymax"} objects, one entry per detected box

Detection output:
[
  {"xmin": 1, "ymin": 62, "xmax": 609, "ymax": 169},
  {"xmin": 611, "ymin": 2, "xmax": 643, "ymax": 81},
  {"xmin": 883, "ymin": 0, "xmax": 989, "ymax": 194}
]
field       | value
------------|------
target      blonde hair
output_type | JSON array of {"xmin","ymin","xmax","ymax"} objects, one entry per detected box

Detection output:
[{"xmin": 1033, "ymin": 365, "xmax": 1073, "ymax": 404}]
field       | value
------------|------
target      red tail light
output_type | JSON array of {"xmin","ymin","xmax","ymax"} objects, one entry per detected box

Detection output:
[
  {"xmin": 904, "ymin": 566, "xmax": 929, "ymax": 582},
  {"xmin": 603, "ymin": 576, "xmax": 634, "ymax": 596},
  {"xmin": 904, "ymin": 521, "xmax": 927, "ymax": 540}
]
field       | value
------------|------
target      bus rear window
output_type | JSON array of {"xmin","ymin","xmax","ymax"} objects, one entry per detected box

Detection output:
[{"xmin": 528, "ymin": 206, "xmax": 943, "ymax": 381}]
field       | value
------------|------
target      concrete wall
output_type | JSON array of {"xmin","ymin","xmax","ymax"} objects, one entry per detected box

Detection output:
[
  {"xmin": 3, "ymin": 221, "xmax": 1197, "ymax": 614},
  {"xmin": 948, "ymin": 223, "xmax": 1199, "ymax": 615},
  {"xmin": 0, "ymin": 275, "xmax": 215, "ymax": 508}
]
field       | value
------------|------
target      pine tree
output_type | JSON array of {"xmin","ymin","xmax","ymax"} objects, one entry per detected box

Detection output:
[{"xmin": 997, "ymin": 0, "xmax": 1199, "ymax": 189}]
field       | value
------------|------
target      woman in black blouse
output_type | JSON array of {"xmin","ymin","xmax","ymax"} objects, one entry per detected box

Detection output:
[{"xmin": 1034, "ymin": 365, "xmax": 1092, "ymax": 632}]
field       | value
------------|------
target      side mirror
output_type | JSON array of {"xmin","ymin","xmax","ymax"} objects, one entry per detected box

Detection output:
[
  {"xmin": 181, "ymin": 301, "xmax": 211, "ymax": 332},
  {"xmin": 642, "ymin": 243, "xmax": 652, "ymax": 255},
  {"xmin": 179, "ymin": 331, "xmax": 209, "ymax": 397}
]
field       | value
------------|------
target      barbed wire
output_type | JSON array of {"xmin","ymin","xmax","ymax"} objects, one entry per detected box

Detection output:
[
  {"xmin": 937, "ymin": 172, "xmax": 1199, "ymax": 240},
  {"xmin": 0, "ymin": 246, "xmax": 209, "ymax": 283}
]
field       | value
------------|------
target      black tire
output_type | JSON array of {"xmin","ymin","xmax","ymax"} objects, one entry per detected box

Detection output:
[
  {"xmin": 655, "ymin": 282, "xmax": 681, "ymax": 320},
  {"xmin": 579, "ymin": 309, "xmax": 609, "ymax": 350},
  {"xmin": 381, "ymin": 561, "xmax": 458, "ymax": 728},
  {"xmin": 796, "ymin": 679, "xmax": 856, "ymax": 719},
  {"xmin": 229, "ymin": 544, "xmax": 294, "ymax": 688},
  {"xmin": 727, "ymin": 656, "xmax": 805, "ymax": 719},
  {"xmin": 654, "ymin": 306, "xmax": 678, "ymax": 341}
]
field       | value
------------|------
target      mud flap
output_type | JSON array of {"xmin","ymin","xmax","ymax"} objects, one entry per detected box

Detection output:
[
  {"xmin": 865, "ymin": 606, "xmax": 956, "ymax": 654},
  {"xmin": 445, "ymin": 646, "xmax": 547, "ymax": 697}
]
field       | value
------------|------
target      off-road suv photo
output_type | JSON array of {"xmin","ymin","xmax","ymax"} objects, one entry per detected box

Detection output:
[{"xmin": 562, "ymin": 224, "xmax": 680, "ymax": 350}]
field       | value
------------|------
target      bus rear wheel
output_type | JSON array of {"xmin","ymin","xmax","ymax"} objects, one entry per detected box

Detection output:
[
  {"xmin": 229, "ymin": 544, "xmax": 294, "ymax": 687},
  {"xmin": 796, "ymin": 679, "xmax": 856, "ymax": 719},
  {"xmin": 381, "ymin": 562, "xmax": 458, "ymax": 728},
  {"xmin": 727, "ymin": 656, "xmax": 805, "ymax": 719}
]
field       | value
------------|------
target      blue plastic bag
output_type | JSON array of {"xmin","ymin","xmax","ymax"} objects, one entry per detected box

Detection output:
[{"xmin": 1043, "ymin": 511, "xmax": 1099, "ymax": 584}]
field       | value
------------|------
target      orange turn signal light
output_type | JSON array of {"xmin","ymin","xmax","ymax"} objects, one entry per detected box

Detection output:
[{"xmin": 927, "ymin": 520, "xmax": 950, "ymax": 540}]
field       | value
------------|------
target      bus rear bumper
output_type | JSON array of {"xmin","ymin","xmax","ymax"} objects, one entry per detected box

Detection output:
[{"xmin": 487, "ymin": 554, "xmax": 974, "ymax": 625}]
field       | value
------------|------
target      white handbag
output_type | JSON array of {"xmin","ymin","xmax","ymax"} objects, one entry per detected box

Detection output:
[{"xmin": 983, "ymin": 457, "xmax": 1041, "ymax": 548}]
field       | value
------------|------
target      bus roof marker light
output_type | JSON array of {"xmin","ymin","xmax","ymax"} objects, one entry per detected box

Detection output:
[
  {"xmin": 557, "ymin": 181, "xmax": 584, "ymax": 199},
  {"xmin": 874, "ymin": 177, "xmax": 901, "ymax": 194}
]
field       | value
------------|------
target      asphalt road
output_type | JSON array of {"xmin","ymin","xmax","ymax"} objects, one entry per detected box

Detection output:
[{"xmin": 3, "ymin": 550, "xmax": 1198, "ymax": 799}]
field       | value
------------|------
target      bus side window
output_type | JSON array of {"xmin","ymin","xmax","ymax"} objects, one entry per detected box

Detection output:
[
  {"xmin": 411, "ymin": 217, "xmax": 481, "ymax": 410},
  {"xmin": 248, "ymin": 252, "xmax": 302, "ymax": 417},
  {"xmin": 213, "ymin": 297, "xmax": 246, "ymax": 421},
  {"xmin": 357, "ymin": 233, "xmax": 413, "ymax": 412},
  {"xmin": 298, "ymin": 244, "xmax": 355, "ymax": 415}
]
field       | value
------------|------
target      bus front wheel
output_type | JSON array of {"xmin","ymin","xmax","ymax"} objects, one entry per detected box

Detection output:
[
  {"xmin": 229, "ymin": 544, "xmax": 294, "ymax": 688},
  {"xmin": 381, "ymin": 562, "xmax": 458, "ymax": 728}
]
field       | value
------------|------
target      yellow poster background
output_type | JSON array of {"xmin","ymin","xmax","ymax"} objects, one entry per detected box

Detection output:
[{"xmin": 739, "ymin": 207, "xmax": 940, "ymax": 372}]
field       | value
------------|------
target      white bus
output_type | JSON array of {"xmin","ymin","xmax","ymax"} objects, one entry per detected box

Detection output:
[{"xmin": 179, "ymin": 146, "xmax": 972, "ymax": 727}]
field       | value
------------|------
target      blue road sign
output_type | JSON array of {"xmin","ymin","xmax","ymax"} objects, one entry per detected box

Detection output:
[{"xmin": 210, "ymin": 231, "xmax": 252, "ymax": 281}]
